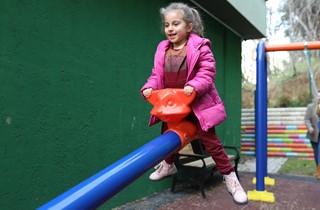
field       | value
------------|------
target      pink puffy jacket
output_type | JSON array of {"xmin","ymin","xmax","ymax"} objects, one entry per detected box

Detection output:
[{"xmin": 141, "ymin": 33, "xmax": 226, "ymax": 131}]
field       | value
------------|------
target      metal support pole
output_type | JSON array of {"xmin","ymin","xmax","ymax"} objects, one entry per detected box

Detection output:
[{"xmin": 255, "ymin": 41, "xmax": 268, "ymax": 191}]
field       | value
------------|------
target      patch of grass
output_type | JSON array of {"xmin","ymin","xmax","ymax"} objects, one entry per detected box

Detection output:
[{"xmin": 278, "ymin": 158, "xmax": 316, "ymax": 176}]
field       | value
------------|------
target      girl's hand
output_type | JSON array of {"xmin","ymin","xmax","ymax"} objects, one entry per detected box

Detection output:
[
  {"xmin": 308, "ymin": 127, "xmax": 314, "ymax": 134},
  {"xmin": 184, "ymin": 86, "xmax": 194, "ymax": 96},
  {"xmin": 143, "ymin": 88, "xmax": 153, "ymax": 98}
]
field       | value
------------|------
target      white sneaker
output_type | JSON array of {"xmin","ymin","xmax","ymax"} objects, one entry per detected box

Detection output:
[
  {"xmin": 224, "ymin": 172, "xmax": 248, "ymax": 205},
  {"xmin": 149, "ymin": 160, "xmax": 177, "ymax": 181}
]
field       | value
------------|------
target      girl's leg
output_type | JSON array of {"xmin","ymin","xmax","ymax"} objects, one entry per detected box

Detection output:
[
  {"xmin": 316, "ymin": 140, "xmax": 320, "ymax": 180},
  {"xmin": 161, "ymin": 122, "xmax": 175, "ymax": 164},
  {"xmin": 199, "ymin": 126, "xmax": 248, "ymax": 205},
  {"xmin": 317, "ymin": 141, "xmax": 320, "ymax": 166},
  {"xmin": 315, "ymin": 141, "xmax": 320, "ymax": 179},
  {"xmin": 311, "ymin": 141, "xmax": 318, "ymax": 166},
  {"xmin": 149, "ymin": 122, "xmax": 177, "ymax": 181},
  {"xmin": 198, "ymin": 127, "xmax": 234, "ymax": 175}
]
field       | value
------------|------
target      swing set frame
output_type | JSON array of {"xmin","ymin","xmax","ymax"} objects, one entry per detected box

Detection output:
[{"xmin": 248, "ymin": 41, "xmax": 320, "ymax": 203}]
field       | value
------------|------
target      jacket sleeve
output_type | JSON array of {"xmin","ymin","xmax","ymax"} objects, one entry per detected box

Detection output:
[
  {"xmin": 186, "ymin": 44, "xmax": 216, "ymax": 97},
  {"xmin": 140, "ymin": 67, "xmax": 158, "ymax": 90},
  {"xmin": 304, "ymin": 104, "xmax": 313, "ymax": 129},
  {"xmin": 140, "ymin": 52, "xmax": 160, "ymax": 98}
]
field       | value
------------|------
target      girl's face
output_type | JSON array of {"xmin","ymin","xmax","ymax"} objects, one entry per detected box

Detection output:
[{"xmin": 164, "ymin": 10, "xmax": 192, "ymax": 49}]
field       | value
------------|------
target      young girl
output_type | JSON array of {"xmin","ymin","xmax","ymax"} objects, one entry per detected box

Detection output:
[
  {"xmin": 140, "ymin": 2, "xmax": 248, "ymax": 205},
  {"xmin": 304, "ymin": 93, "xmax": 320, "ymax": 179}
]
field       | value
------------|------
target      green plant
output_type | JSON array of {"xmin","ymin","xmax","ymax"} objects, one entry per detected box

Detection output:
[
  {"xmin": 289, "ymin": 99, "xmax": 303, "ymax": 107},
  {"xmin": 277, "ymin": 95, "xmax": 291, "ymax": 107},
  {"xmin": 242, "ymin": 54, "xmax": 320, "ymax": 108},
  {"xmin": 297, "ymin": 92, "xmax": 311, "ymax": 106}
]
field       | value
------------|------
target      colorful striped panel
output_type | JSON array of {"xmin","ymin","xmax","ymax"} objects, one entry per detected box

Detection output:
[
  {"xmin": 242, "ymin": 134, "xmax": 307, "ymax": 138},
  {"xmin": 241, "ymin": 125, "xmax": 307, "ymax": 130},
  {"xmin": 242, "ymin": 130, "xmax": 306, "ymax": 134},
  {"xmin": 268, "ymin": 147, "xmax": 313, "ymax": 153},
  {"xmin": 241, "ymin": 123, "xmax": 312, "ymax": 158},
  {"xmin": 241, "ymin": 142, "xmax": 312, "ymax": 148},
  {"xmin": 241, "ymin": 138, "xmax": 310, "ymax": 144},
  {"xmin": 241, "ymin": 151, "xmax": 314, "ymax": 158}
]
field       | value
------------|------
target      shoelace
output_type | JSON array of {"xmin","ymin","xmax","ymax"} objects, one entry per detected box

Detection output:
[
  {"xmin": 154, "ymin": 163, "xmax": 163, "ymax": 173},
  {"xmin": 227, "ymin": 180, "xmax": 241, "ymax": 194}
]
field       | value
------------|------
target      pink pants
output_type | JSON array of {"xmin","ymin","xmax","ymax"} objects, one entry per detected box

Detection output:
[{"xmin": 162, "ymin": 113, "xmax": 234, "ymax": 175}]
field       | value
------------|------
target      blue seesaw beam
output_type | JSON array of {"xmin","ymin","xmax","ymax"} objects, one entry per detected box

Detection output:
[{"xmin": 37, "ymin": 131, "xmax": 181, "ymax": 210}]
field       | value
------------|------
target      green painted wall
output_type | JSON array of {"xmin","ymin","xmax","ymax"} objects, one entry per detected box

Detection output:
[{"xmin": 0, "ymin": 0, "xmax": 241, "ymax": 209}]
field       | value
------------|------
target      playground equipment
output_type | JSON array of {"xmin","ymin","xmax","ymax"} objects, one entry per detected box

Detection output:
[
  {"xmin": 248, "ymin": 41, "xmax": 320, "ymax": 203},
  {"xmin": 37, "ymin": 89, "xmax": 197, "ymax": 210}
]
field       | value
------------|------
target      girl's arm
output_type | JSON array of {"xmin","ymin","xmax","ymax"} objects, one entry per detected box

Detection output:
[
  {"xmin": 186, "ymin": 44, "xmax": 216, "ymax": 97},
  {"xmin": 304, "ymin": 105, "xmax": 313, "ymax": 131},
  {"xmin": 140, "ymin": 67, "xmax": 158, "ymax": 99}
]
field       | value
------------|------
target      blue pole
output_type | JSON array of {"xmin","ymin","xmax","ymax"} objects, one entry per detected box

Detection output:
[
  {"xmin": 255, "ymin": 41, "xmax": 267, "ymax": 191},
  {"xmin": 37, "ymin": 131, "xmax": 181, "ymax": 210}
]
